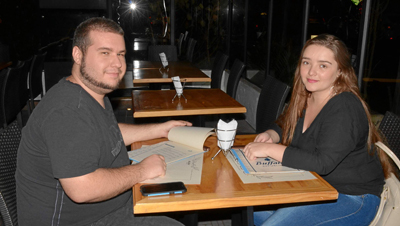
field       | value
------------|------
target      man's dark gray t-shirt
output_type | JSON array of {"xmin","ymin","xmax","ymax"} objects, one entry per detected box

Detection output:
[{"xmin": 16, "ymin": 78, "xmax": 131, "ymax": 226}]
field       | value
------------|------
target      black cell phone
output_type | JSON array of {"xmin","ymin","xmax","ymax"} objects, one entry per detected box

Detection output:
[{"xmin": 140, "ymin": 182, "xmax": 187, "ymax": 197}]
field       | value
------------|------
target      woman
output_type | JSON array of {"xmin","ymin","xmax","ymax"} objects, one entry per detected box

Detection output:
[{"xmin": 243, "ymin": 34, "xmax": 396, "ymax": 226}]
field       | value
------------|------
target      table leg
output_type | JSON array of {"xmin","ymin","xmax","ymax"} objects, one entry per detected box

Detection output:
[
  {"xmin": 231, "ymin": 206, "xmax": 254, "ymax": 226},
  {"xmin": 179, "ymin": 211, "xmax": 198, "ymax": 226},
  {"xmin": 193, "ymin": 115, "xmax": 205, "ymax": 127}
]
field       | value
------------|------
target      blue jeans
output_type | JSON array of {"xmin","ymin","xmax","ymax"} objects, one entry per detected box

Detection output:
[{"xmin": 254, "ymin": 193, "xmax": 380, "ymax": 226}]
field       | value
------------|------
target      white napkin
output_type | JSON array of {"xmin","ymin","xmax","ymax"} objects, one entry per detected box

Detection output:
[
  {"xmin": 217, "ymin": 119, "xmax": 237, "ymax": 150},
  {"xmin": 159, "ymin": 52, "xmax": 168, "ymax": 68},
  {"xmin": 172, "ymin": 76, "xmax": 183, "ymax": 95}
]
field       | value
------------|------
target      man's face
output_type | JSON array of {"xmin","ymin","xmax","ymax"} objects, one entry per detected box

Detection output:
[{"xmin": 79, "ymin": 30, "xmax": 126, "ymax": 95}]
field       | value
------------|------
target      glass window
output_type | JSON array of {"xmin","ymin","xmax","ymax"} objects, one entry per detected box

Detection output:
[{"xmin": 363, "ymin": 0, "xmax": 400, "ymax": 115}]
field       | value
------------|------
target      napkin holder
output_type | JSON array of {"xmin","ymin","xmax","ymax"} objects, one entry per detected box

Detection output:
[
  {"xmin": 211, "ymin": 128, "xmax": 237, "ymax": 160},
  {"xmin": 172, "ymin": 76, "xmax": 187, "ymax": 103},
  {"xmin": 159, "ymin": 52, "xmax": 169, "ymax": 73}
]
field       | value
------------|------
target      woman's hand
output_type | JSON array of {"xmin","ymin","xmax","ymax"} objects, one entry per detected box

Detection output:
[
  {"xmin": 254, "ymin": 130, "xmax": 280, "ymax": 144},
  {"xmin": 254, "ymin": 132, "xmax": 273, "ymax": 143},
  {"xmin": 243, "ymin": 142, "xmax": 286, "ymax": 162},
  {"xmin": 243, "ymin": 142, "xmax": 270, "ymax": 160}
]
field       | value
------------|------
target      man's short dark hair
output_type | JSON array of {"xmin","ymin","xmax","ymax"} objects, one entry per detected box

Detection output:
[{"xmin": 73, "ymin": 17, "xmax": 124, "ymax": 55}]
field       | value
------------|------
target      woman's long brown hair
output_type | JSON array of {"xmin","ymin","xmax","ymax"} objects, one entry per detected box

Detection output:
[{"xmin": 277, "ymin": 34, "xmax": 396, "ymax": 178}]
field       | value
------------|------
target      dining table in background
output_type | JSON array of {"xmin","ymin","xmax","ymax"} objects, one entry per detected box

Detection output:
[
  {"xmin": 0, "ymin": 61, "xmax": 12, "ymax": 71},
  {"xmin": 131, "ymin": 134, "xmax": 338, "ymax": 226},
  {"xmin": 131, "ymin": 88, "xmax": 246, "ymax": 118},
  {"xmin": 132, "ymin": 60, "xmax": 211, "ymax": 84}
]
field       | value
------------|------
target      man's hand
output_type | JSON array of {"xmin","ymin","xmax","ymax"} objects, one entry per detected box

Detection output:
[
  {"xmin": 137, "ymin": 154, "xmax": 167, "ymax": 180},
  {"xmin": 159, "ymin": 120, "xmax": 192, "ymax": 138},
  {"xmin": 119, "ymin": 120, "xmax": 192, "ymax": 146}
]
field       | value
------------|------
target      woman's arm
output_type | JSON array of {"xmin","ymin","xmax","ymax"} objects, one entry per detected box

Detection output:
[{"xmin": 254, "ymin": 129, "xmax": 280, "ymax": 143}]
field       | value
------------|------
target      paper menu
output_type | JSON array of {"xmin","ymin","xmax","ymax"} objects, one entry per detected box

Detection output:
[
  {"xmin": 230, "ymin": 148, "xmax": 304, "ymax": 174},
  {"xmin": 168, "ymin": 126, "xmax": 214, "ymax": 150},
  {"xmin": 225, "ymin": 150, "xmax": 315, "ymax": 183},
  {"xmin": 128, "ymin": 126, "xmax": 215, "ymax": 164},
  {"xmin": 141, "ymin": 154, "xmax": 203, "ymax": 184}
]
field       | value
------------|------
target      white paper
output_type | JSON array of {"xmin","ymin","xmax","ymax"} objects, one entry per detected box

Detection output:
[
  {"xmin": 217, "ymin": 119, "xmax": 237, "ymax": 150},
  {"xmin": 128, "ymin": 127, "xmax": 214, "ymax": 164},
  {"xmin": 226, "ymin": 151, "xmax": 316, "ymax": 183},
  {"xmin": 159, "ymin": 52, "xmax": 168, "ymax": 68},
  {"xmin": 140, "ymin": 154, "xmax": 203, "ymax": 184},
  {"xmin": 231, "ymin": 149, "xmax": 304, "ymax": 174}
]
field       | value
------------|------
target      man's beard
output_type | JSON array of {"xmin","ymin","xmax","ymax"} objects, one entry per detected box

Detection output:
[{"xmin": 79, "ymin": 57, "xmax": 122, "ymax": 93}]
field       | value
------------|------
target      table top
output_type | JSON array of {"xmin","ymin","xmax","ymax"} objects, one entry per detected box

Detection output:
[
  {"xmin": 0, "ymin": 62, "xmax": 12, "ymax": 71},
  {"xmin": 132, "ymin": 89, "xmax": 246, "ymax": 118},
  {"xmin": 363, "ymin": 78, "xmax": 400, "ymax": 83},
  {"xmin": 132, "ymin": 134, "xmax": 338, "ymax": 214},
  {"xmin": 132, "ymin": 61, "xmax": 211, "ymax": 83},
  {"xmin": 132, "ymin": 60, "xmax": 196, "ymax": 70}
]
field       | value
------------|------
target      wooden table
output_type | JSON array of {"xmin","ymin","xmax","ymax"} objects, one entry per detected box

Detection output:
[
  {"xmin": 132, "ymin": 89, "xmax": 246, "ymax": 118},
  {"xmin": 363, "ymin": 78, "xmax": 400, "ymax": 83},
  {"xmin": 132, "ymin": 60, "xmax": 199, "ymax": 70},
  {"xmin": 132, "ymin": 135, "xmax": 338, "ymax": 224},
  {"xmin": 132, "ymin": 61, "xmax": 211, "ymax": 83},
  {"xmin": 0, "ymin": 62, "xmax": 12, "ymax": 71}
]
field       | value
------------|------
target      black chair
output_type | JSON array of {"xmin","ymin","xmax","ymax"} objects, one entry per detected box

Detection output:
[
  {"xmin": 28, "ymin": 51, "xmax": 47, "ymax": 112},
  {"xmin": 0, "ymin": 61, "xmax": 29, "ymax": 128},
  {"xmin": 226, "ymin": 59, "xmax": 246, "ymax": 98},
  {"xmin": 43, "ymin": 61, "xmax": 73, "ymax": 93},
  {"xmin": 185, "ymin": 38, "xmax": 197, "ymax": 63},
  {"xmin": 177, "ymin": 33, "xmax": 185, "ymax": 56},
  {"xmin": 379, "ymin": 111, "xmax": 400, "ymax": 158},
  {"xmin": 255, "ymin": 75, "xmax": 291, "ymax": 133},
  {"xmin": 147, "ymin": 45, "xmax": 178, "ymax": 62},
  {"xmin": 0, "ymin": 62, "xmax": 25, "ymax": 226},
  {"xmin": 211, "ymin": 51, "xmax": 229, "ymax": 89},
  {"xmin": 0, "ymin": 120, "xmax": 21, "ymax": 226}
]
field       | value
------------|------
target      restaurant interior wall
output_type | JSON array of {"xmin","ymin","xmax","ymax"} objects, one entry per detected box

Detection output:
[{"xmin": 0, "ymin": 0, "xmax": 399, "ymax": 115}]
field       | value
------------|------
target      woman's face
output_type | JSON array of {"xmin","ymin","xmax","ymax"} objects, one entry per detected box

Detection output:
[{"xmin": 300, "ymin": 44, "xmax": 340, "ymax": 97}]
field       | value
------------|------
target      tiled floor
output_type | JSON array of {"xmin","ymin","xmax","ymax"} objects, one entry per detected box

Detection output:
[{"xmin": 198, "ymin": 219, "xmax": 231, "ymax": 226}]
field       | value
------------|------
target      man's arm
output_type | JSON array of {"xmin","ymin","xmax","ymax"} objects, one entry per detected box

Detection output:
[
  {"xmin": 60, "ymin": 154, "xmax": 166, "ymax": 203},
  {"xmin": 119, "ymin": 120, "xmax": 192, "ymax": 146}
]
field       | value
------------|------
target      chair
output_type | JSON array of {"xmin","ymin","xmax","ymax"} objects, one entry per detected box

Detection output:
[
  {"xmin": 28, "ymin": 51, "xmax": 47, "ymax": 112},
  {"xmin": 211, "ymin": 51, "xmax": 229, "ymax": 89},
  {"xmin": 0, "ymin": 62, "xmax": 25, "ymax": 226},
  {"xmin": 226, "ymin": 59, "xmax": 246, "ymax": 98},
  {"xmin": 0, "ymin": 61, "xmax": 29, "ymax": 128},
  {"xmin": 187, "ymin": 51, "xmax": 228, "ymax": 90},
  {"xmin": 43, "ymin": 61, "xmax": 73, "ymax": 93},
  {"xmin": 255, "ymin": 75, "xmax": 291, "ymax": 133},
  {"xmin": 369, "ymin": 141, "xmax": 400, "ymax": 226},
  {"xmin": 177, "ymin": 33, "xmax": 185, "ymax": 56},
  {"xmin": 185, "ymin": 38, "xmax": 197, "ymax": 63},
  {"xmin": 147, "ymin": 45, "xmax": 178, "ymax": 62},
  {"xmin": 0, "ymin": 120, "xmax": 21, "ymax": 226},
  {"xmin": 379, "ymin": 111, "xmax": 400, "ymax": 158}
]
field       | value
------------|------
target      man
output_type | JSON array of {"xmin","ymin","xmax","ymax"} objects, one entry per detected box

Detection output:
[{"xmin": 16, "ymin": 17, "xmax": 189, "ymax": 226}]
